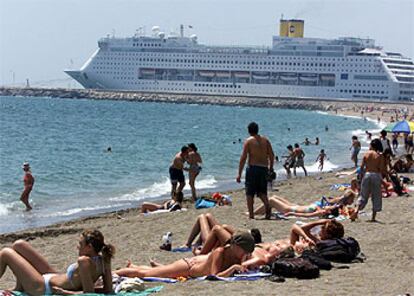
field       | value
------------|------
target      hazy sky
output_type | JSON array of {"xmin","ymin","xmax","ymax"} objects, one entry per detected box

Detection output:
[{"xmin": 0, "ymin": 0, "xmax": 413, "ymax": 87}]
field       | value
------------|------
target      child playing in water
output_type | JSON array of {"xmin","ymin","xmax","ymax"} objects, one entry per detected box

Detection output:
[{"xmin": 316, "ymin": 149, "xmax": 327, "ymax": 171}]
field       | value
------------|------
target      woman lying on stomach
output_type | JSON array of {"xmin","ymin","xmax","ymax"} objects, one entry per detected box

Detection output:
[
  {"xmin": 0, "ymin": 229, "xmax": 114, "ymax": 295},
  {"xmin": 115, "ymin": 232, "xmax": 255, "ymax": 278}
]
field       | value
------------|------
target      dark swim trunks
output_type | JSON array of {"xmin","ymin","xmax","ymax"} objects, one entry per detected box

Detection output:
[
  {"xmin": 245, "ymin": 165, "xmax": 268, "ymax": 197},
  {"xmin": 169, "ymin": 167, "xmax": 185, "ymax": 183}
]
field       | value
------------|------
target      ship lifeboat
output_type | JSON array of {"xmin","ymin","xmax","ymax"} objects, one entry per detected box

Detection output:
[
  {"xmin": 216, "ymin": 71, "xmax": 231, "ymax": 78},
  {"xmin": 199, "ymin": 71, "xmax": 215, "ymax": 77},
  {"xmin": 319, "ymin": 74, "xmax": 335, "ymax": 81},
  {"xmin": 299, "ymin": 73, "xmax": 318, "ymax": 82},
  {"xmin": 252, "ymin": 72, "xmax": 270, "ymax": 79},
  {"xmin": 234, "ymin": 71, "xmax": 250, "ymax": 78},
  {"xmin": 279, "ymin": 73, "xmax": 298, "ymax": 81},
  {"xmin": 140, "ymin": 68, "xmax": 155, "ymax": 75}
]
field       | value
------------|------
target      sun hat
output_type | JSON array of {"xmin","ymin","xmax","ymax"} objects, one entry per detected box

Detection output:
[{"xmin": 230, "ymin": 232, "xmax": 255, "ymax": 253}]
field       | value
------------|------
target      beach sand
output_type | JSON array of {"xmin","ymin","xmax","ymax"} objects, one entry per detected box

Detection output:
[
  {"xmin": 1, "ymin": 171, "xmax": 413, "ymax": 295},
  {"xmin": 1, "ymin": 102, "xmax": 413, "ymax": 295}
]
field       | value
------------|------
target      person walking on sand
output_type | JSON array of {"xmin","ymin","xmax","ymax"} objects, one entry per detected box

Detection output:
[
  {"xmin": 169, "ymin": 146, "xmax": 189, "ymax": 198},
  {"xmin": 20, "ymin": 162, "xmax": 34, "ymax": 211},
  {"xmin": 293, "ymin": 143, "xmax": 307, "ymax": 177},
  {"xmin": 237, "ymin": 122, "xmax": 274, "ymax": 220},
  {"xmin": 350, "ymin": 136, "xmax": 361, "ymax": 168},
  {"xmin": 187, "ymin": 143, "xmax": 203, "ymax": 201},
  {"xmin": 350, "ymin": 139, "xmax": 386, "ymax": 222}
]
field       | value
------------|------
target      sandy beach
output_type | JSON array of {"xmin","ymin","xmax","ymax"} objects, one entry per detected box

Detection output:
[{"xmin": 1, "ymin": 100, "xmax": 413, "ymax": 295}]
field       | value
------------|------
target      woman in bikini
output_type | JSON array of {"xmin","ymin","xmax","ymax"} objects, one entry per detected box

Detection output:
[
  {"xmin": 187, "ymin": 143, "xmax": 203, "ymax": 201},
  {"xmin": 115, "ymin": 232, "xmax": 255, "ymax": 278},
  {"xmin": 252, "ymin": 190, "xmax": 356, "ymax": 218},
  {"xmin": 140, "ymin": 191, "xmax": 183, "ymax": 213},
  {"xmin": 0, "ymin": 229, "xmax": 114, "ymax": 295}
]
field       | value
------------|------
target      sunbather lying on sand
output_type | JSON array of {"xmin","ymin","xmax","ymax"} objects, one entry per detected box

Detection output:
[
  {"xmin": 252, "ymin": 190, "xmax": 356, "ymax": 218},
  {"xmin": 115, "ymin": 232, "xmax": 255, "ymax": 278},
  {"xmin": 0, "ymin": 230, "xmax": 114, "ymax": 295},
  {"xmin": 141, "ymin": 191, "xmax": 183, "ymax": 213}
]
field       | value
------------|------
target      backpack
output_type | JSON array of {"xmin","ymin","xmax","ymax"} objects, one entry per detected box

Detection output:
[
  {"xmin": 271, "ymin": 257, "xmax": 320, "ymax": 279},
  {"xmin": 315, "ymin": 237, "xmax": 360, "ymax": 263},
  {"xmin": 300, "ymin": 250, "xmax": 333, "ymax": 270}
]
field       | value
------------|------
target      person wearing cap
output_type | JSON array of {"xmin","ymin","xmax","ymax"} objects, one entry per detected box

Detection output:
[
  {"xmin": 115, "ymin": 232, "xmax": 255, "ymax": 278},
  {"xmin": 237, "ymin": 122, "xmax": 275, "ymax": 219},
  {"xmin": 20, "ymin": 162, "xmax": 34, "ymax": 211}
]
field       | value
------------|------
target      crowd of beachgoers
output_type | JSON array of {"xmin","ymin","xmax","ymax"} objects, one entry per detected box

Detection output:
[{"xmin": 0, "ymin": 103, "xmax": 413, "ymax": 295}]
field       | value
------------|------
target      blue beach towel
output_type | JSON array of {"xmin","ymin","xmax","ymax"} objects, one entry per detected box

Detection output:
[
  {"xmin": 171, "ymin": 246, "xmax": 192, "ymax": 252},
  {"xmin": 195, "ymin": 198, "xmax": 216, "ymax": 209}
]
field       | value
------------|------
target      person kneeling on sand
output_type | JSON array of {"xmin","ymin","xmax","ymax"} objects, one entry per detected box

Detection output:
[
  {"xmin": 115, "ymin": 232, "xmax": 255, "ymax": 278},
  {"xmin": 141, "ymin": 192, "xmax": 183, "ymax": 213},
  {"xmin": 0, "ymin": 229, "xmax": 114, "ymax": 294},
  {"xmin": 251, "ymin": 190, "xmax": 356, "ymax": 218}
]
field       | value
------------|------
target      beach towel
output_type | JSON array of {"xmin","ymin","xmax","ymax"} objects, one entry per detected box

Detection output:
[
  {"xmin": 330, "ymin": 183, "xmax": 351, "ymax": 191},
  {"xmin": 136, "ymin": 271, "xmax": 271, "ymax": 283},
  {"xmin": 195, "ymin": 198, "xmax": 216, "ymax": 209},
  {"xmin": 171, "ymin": 246, "xmax": 192, "ymax": 252},
  {"xmin": 0, "ymin": 287, "xmax": 163, "ymax": 296},
  {"xmin": 143, "ymin": 208, "xmax": 187, "ymax": 216}
]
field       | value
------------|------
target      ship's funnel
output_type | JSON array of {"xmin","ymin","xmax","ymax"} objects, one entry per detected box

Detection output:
[{"xmin": 279, "ymin": 19, "xmax": 304, "ymax": 38}]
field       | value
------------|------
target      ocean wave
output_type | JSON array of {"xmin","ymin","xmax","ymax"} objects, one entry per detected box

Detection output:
[
  {"xmin": 110, "ymin": 175, "xmax": 217, "ymax": 202},
  {"xmin": 306, "ymin": 160, "xmax": 339, "ymax": 173},
  {"xmin": 44, "ymin": 204, "xmax": 120, "ymax": 218}
]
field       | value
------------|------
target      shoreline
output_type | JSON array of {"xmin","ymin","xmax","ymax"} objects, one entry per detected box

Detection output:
[
  {"xmin": 1, "ymin": 87, "xmax": 413, "ymax": 113},
  {"xmin": 1, "ymin": 91, "xmax": 409, "ymax": 235}
]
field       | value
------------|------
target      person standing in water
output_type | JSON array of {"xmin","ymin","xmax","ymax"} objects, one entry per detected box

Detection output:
[
  {"xmin": 20, "ymin": 162, "xmax": 34, "ymax": 211},
  {"xmin": 350, "ymin": 136, "xmax": 361, "ymax": 168},
  {"xmin": 293, "ymin": 143, "xmax": 307, "ymax": 177},
  {"xmin": 237, "ymin": 122, "xmax": 274, "ymax": 220},
  {"xmin": 169, "ymin": 146, "xmax": 189, "ymax": 198},
  {"xmin": 187, "ymin": 143, "xmax": 203, "ymax": 201},
  {"xmin": 316, "ymin": 149, "xmax": 327, "ymax": 171}
]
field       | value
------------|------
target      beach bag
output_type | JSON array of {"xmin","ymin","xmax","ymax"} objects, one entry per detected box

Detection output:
[
  {"xmin": 195, "ymin": 198, "xmax": 216, "ymax": 209},
  {"xmin": 271, "ymin": 257, "xmax": 320, "ymax": 279},
  {"xmin": 315, "ymin": 237, "xmax": 360, "ymax": 263},
  {"xmin": 300, "ymin": 250, "xmax": 333, "ymax": 270}
]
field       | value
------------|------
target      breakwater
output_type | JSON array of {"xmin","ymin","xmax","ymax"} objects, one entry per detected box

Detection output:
[{"xmin": 0, "ymin": 87, "xmax": 411, "ymax": 111}]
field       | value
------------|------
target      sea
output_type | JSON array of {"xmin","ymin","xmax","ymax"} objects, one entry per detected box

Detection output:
[{"xmin": 0, "ymin": 96, "xmax": 382, "ymax": 234}]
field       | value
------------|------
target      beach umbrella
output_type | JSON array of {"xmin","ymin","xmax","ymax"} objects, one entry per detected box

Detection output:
[{"xmin": 383, "ymin": 120, "xmax": 414, "ymax": 134}]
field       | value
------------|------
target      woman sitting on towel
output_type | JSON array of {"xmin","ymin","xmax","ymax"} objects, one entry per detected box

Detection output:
[
  {"xmin": 115, "ymin": 232, "xmax": 255, "ymax": 278},
  {"xmin": 141, "ymin": 191, "xmax": 183, "ymax": 213},
  {"xmin": 0, "ymin": 229, "xmax": 114, "ymax": 295},
  {"xmin": 252, "ymin": 190, "xmax": 356, "ymax": 218}
]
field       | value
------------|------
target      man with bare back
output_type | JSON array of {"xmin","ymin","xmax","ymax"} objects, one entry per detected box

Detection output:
[
  {"xmin": 169, "ymin": 146, "xmax": 189, "ymax": 198},
  {"xmin": 350, "ymin": 139, "xmax": 386, "ymax": 222},
  {"xmin": 237, "ymin": 122, "xmax": 275, "ymax": 219}
]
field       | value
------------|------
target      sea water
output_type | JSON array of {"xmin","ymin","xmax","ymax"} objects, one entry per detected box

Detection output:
[{"xmin": 0, "ymin": 96, "xmax": 379, "ymax": 233}]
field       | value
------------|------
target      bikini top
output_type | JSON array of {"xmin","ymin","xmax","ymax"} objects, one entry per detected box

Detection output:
[{"xmin": 66, "ymin": 255, "xmax": 104, "ymax": 285}]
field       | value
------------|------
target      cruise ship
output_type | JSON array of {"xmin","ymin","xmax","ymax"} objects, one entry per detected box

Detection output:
[{"xmin": 65, "ymin": 19, "xmax": 414, "ymax": 101}]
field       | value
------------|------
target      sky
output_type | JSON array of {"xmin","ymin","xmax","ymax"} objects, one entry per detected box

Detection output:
[{"xmin": 0, "ymin": 0, "xmax": 413, "ymax": 87}]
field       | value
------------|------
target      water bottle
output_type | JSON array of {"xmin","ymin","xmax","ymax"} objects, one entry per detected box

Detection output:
[{"xmin": 160, "ymin": 232, "xmax": 173, "ymax": 251}]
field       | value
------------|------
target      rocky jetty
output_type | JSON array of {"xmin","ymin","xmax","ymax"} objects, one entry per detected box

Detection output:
[{"xmin": 0, "ymin": 87, "xmax": 409, "ymax": 111}]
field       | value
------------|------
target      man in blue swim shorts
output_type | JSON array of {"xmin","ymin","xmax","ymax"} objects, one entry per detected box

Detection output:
[
  {"xmin": 169, "ymin": 146, "xmax": 189, "ymax": 198},
  {"xmin": 237, "ymin": 122, "xmax": 275, "ymax": 219}
]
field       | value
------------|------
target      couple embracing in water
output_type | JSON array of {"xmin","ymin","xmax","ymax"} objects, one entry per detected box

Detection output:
[{"xmin": 169, "ymin": 143, "xmax": 203, "ymax": 201}]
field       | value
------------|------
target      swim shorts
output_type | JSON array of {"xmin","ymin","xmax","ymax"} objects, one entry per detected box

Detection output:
[
  {"xmin": 357, "ymin": 172, "xmax": 382, "ymax": 212},
  {"xmin": 295, "ymin": 158, "xmax": 304, "ymax": 167},
  {"xmin": 245, "ymin": 165, "xmax": 268, "ymax": 197},
  {"xmin": 169, "ymin": 167, "xmax": 185, "ymax": 184}
]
